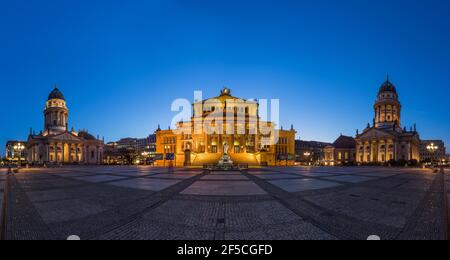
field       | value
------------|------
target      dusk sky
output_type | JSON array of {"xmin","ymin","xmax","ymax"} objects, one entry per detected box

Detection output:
[{"xmin": 1, "ymin": 0, "xmax": 450, "ymax": 154}]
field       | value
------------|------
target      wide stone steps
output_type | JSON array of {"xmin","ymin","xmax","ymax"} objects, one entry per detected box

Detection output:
[{"xmin": 230, "ymin": 153, "xmax": 259, "ymax": 166}]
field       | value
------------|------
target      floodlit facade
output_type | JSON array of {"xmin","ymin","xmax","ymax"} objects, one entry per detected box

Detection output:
[
  {"xmin": 156, "ymin": 88, "xmax": 296, "ymax": 166},
  {"xmin": 26, "ymin": 87, "xmax": 104, "ymax": 165},
  {"xmin": 355, "ymin": 79, "xmax": 420, "ymax": 163}
]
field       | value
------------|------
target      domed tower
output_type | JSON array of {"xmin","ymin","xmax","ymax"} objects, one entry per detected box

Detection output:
[
  {"xmin": 44, "ymin": 86, "xmax": 69, "ymax": 134},
  {"xmin": 374, "ymin": 77, "xmax": 402, "ymax": 131}
]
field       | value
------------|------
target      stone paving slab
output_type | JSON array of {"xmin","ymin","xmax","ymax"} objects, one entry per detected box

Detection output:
[
  {"xmin": 201, "ymin": 174, "xmax": 249, "ymax": 180},
  {"xmin": 322, "ymin": 175, "xmax": 375, "ymax": 183},
  {"xmin": 254, "ymin": 174, "xmax": 304, "ymax": 180},
  {"xmin": 98, "ymin": 219, "xmax": 217, "ymax": 240},
  {"xmin": 293, "ymin": 172, "xmax": 347, "ymax": 177},
  {"xmin": 109, "ymin": 178, "xmax": 181, "ymax": 191},
  {"xmin": 34, "ymin": 199, "xmax": 110, "ymax": 224},
  {"xmin": 224, "ymin": 221, "xmax": 337, "ymax": 240},
  {"xmin": 181, "ymin": 180, "xmax": 267, "ymax": 196},
  {"xmin": 110, "ymin": 171, "xmax": 161, "ymax": 176},
  {"xmin": 146, "ymin": 173, "xmax": 200, "ymax": 180},
  {"xmin": 303, "ymin": 186, "xmax": 425, "ymax": 228},
  {"xmin": 16, "ymin": 178, "xmax": 82, "ymax": 190},
  {"xmin": 248, "ymin": 171, "xmax": 279, "ymax": 175},
  {"xmin": 269, "ymin": 178, "xmax": 342, "ymax": 193},
  {"xmin": 209, "ymin": 171, "xmax": 242, "ymax": 175},
  {"xmin": 353, "ymin": 172, "xmax": 396, "ymax": 178},
  {"xmin": 26, "ymin": 189, "xmax": 77, "ymax": 203},
  {"xmin": 72, "ymin": 175, "xmax": 128, "ymax": 183},
  {"xmin": 54, "ymin": 172, "xmax": 98, "ymax": 177}
]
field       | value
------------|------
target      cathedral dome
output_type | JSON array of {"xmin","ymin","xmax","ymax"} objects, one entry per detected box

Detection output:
[
  {"xmin": 48, "ymin": 86, "xmax": 65, "ymax": 101},
  {"xmin": 378, "ymin": 79, "xmax": 397, "ymax": 94}
]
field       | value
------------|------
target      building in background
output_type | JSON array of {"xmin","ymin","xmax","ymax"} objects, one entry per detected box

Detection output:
[
  {"xmin": 104, "ymin": 134, "xmax": 157, "ymax": 165},
  {"xmin": 26, "ymin": 86, "xmax": 104, "ymax": 165},
  {"xmin": 295, "ymin": 140, "xmax": 330, "ymax": 165},
  {"xmin": 420, "ymin": 140, "xmax": 446, "ymax": 163},
  {"xmin": 356, "ymin": 78, "xmax": 420, "ymax": 164},
  {"xmin": 324, "ymin": 135, "xmax": 356, "ymax": 166},
  {"xmin": 156, "ymin": 88, "xmax": 296, "ymax": 167},
  {"xmin": 5, "ymin": 141, "xmax": 28, "ymax": 164}
]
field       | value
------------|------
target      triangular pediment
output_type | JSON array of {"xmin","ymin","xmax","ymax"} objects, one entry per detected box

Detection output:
[
  {"xmin": 357, "ymin": 128, "xmax": 395, "ymax": 140},
  {"xmin": 48, "ymin": 132, "xmax": 82, "ymax": 142}
]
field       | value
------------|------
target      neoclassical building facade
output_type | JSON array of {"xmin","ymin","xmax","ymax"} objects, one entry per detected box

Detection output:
[
  {"xmin": 155, "ymin": 88, "xmax": 296, "ymax": 167},
  {"xmin": 355, "ymin": 79, "xmax": 420, "ymax": 163},
  {"xmin": 26, "ymin": 87, "xmax": 104, "ymax": 165}
]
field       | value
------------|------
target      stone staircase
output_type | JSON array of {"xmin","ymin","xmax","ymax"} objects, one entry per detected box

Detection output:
[
  {"xmin": 191, "ymin": 153, "xmax": 222, "ymax": 166},
  {"xmin": 230, "ymin": 153, "xmax": 260, "ymax": 166}
]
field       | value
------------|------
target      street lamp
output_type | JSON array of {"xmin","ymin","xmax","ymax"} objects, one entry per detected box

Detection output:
[
  {"xmin": 141, "ymin": 151, "xmax": 150, "ymax": 165},
  {"xmin": 426, "ymin": 143, "xmax": 439, "ymax": 168},
  {"xmin": 13, "ymin": 143, "xmax": 25, "ymax": 167},
  {"xmin": 304, "ymin": 151, "xmax": 312, "ymax": 166}
]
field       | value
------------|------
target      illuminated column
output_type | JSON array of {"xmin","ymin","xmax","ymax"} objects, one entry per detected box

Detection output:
[
  {"xmin": 204, "ymin": 133, "xmax": 208, "ymax": 153},
  {"xmin": 385, "ymin": 140, "xmax": 388, "ymax": 162}
]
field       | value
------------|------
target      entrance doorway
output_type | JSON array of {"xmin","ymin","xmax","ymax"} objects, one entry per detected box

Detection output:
[{"xmin": 184, "ymin": 150, "xmax": 191, "ymax": 166}]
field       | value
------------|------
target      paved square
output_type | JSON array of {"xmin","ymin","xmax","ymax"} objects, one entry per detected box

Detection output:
[
  {"xmin": 322, "ymin": 175, "xmax": 375, "ymax": 183},
  {"xmin": 72, "ymin": 175, "xmax": 128, "ymax": 183},
  {"xmin": 269, "ymin": 178, "xmax": 342, "ymax": 192},
  {"xmin": 0, "ymin": 166, "xmax": 448, "ymax": 240},
  {"xmin": 181, "ymin": 180, "xmax": 267, "ymax": 196},
  {"xmin": 110, "ymin": 177, "xmax": 181, "ymax": 191}
]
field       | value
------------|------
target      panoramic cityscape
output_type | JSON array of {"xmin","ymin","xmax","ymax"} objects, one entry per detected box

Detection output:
[{"xmin": 1, "ymin": 0, "xmax": 450, "ymax": 244}]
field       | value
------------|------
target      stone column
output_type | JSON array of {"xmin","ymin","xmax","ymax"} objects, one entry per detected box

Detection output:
[
  {"xmin": 393, "ymin": 141, "xmax": 397, "ymax": 161},
  {"xmin": 62, "ymin": 143, "xmax": 65, "ymax": 163},
  {"xmin": 385, "ymin": 140, "xmax": 388, "ymax": 162},
  {"xmin": 384, "ymin": 104, "xmax": 387, "ymax": 122},
  {"xmin": 204, "ymin": 133, "xmax": 208, "ymax": 154},
  {"xmin": 409, "ymin": 141, "xmax": 412, "ymax": 161}
]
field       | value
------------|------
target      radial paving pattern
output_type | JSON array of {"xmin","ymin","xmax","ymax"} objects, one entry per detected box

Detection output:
[{"xmin": 0, "ymin": 166, "xmax": 448, "ymax": 240}]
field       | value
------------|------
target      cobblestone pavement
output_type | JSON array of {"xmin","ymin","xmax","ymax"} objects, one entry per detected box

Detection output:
[{"xmin": 1, "ymin": 166, "xmax": 448, "ymax": 240}]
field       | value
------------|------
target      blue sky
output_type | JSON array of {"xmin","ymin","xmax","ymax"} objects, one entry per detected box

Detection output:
[{"xmin": 1, "ymin": 0, "xmax": 450, "ymax": 155}]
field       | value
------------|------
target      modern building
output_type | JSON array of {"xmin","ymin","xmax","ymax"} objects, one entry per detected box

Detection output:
[
  {"xmin": 137, "ymin": 134, "xmax": 157, "ymax": 154},
  {"xmin": 5, "ymin": 141, "xmax": 28, "ymax": 163},
  {"xmin": 324, "ymin": 135, "xmax": 356, "ymax": 166},
  {"xmin": 295, "ymin": 140, "xmax": 330, "ymax": 165},
  {"xmin": 114, "ymin": 135, "xmax": 156, "ymax": 152},
  {"xmin": 420, "ymin": 140, "xmax": 446, "ymax": 163},
  {"xmin": 156, "ymin": 88, "xmax": 296, "ymax": 166},
  {"xmin": 26, "ymin": 86, "xmax": 104, "ymax": 165},
  {"xmin": 355, "ymin": 78, "xmax": 420, "ymax": 164},
  {"xmin": 104, "ymin": 134, "xmax": 158, "ymax": 165}
]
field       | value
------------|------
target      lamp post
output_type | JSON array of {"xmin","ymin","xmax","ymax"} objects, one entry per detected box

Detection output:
[
  {"xmin": 426, "ymin": 143, "xmax": 439, "ymax": 168},
  {"xmin": 142, "ymin": 151, "xmax": 149, "ymax": 165},
  {"xmin": 13, "ymin": 143, "xmax": 25, "ymax": 167},
  {"xmin": 304, "ymin": 151, "xmax": 311, "ymax": 166}
]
